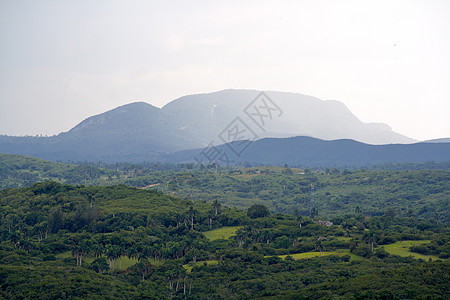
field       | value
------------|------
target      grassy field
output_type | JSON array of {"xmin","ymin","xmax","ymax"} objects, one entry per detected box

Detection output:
[
  {"xmin": 203, "ymin": 226, "xmax": 243, "ymax": 241},
  {"xmin": 278, "ymin": 251, "xmax": 340, "ymax": 260},
  {"xmin": 274, "ymin": 249, "xmax": 362, "ymax": 261},
  {"xmin": 183, "ymin": 260, "xmax": 219, "ymax": 273},
  {"xmin": 380, "ymin": 240, "xmax": 441, "ymax": 261},
  {"xmin": 335, "ymin": 249, "xmax": 365, "ymax": 261},
  {"xmin": 334, "ymin": 237, "xmax": 353, "ymax": 241},
  {"xmin": 274, "ymin": 241, "xmax": 444, "ymax": 262}
]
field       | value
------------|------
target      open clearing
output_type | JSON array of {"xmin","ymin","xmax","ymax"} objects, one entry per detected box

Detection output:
[
  {"xmin": 276, "ymin": 249, "xmax": 364, "ymax": 261},
  {"xmin": 279, "ymin": 251, "xmax": 341, "ymax": 260},
  {"xmin": 203, "ymin": 226, "xmax": 242, "ymax": 241},
  {"xmin": 381, "ymin": 240, "xmax": 441, "ymax": 261},
  {"xmin": 183, "ymin": 260, "xmax": 219, "ymax": 273}
]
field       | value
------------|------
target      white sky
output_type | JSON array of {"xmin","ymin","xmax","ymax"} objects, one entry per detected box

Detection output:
[{"xmin": 0, "ymin": 0, "xmax": 449, "ymax": 141}]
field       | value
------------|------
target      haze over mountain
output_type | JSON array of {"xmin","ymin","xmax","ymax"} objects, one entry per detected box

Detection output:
[
  {"xmin": 0, "ymin": 89, "xmax": 418, "ymax": 162},
  {"xmin": 160, "ymin": 89, "xmax": 415, "ymax": 146}
]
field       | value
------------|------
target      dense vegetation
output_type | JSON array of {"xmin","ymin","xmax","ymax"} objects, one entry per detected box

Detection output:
[
  {"xmin": 0, "ymin": 154, "xmax": 118, "ymax": 188},
  {"xmin": 0, "ymin": 180, "xmax": 449, "ymax": 299},
  {"xmin": 141, "ymin": 166, "xmax": 449, "ymax": 222},
  {"xmin": 2, "ymin": 155, "xmax": 449, "ymax": 223}
]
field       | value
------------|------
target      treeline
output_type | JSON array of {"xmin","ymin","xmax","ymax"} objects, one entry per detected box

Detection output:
[
  {"xmin": 369, "ymin": 161, "xmax": 450, "ymax": 171},
  {"xmin": 2, "ymin": 157, "xmax": 449, "ymax": 223},
  {"xmin": 134, "ymin": 167, "xmax": 449, "ymax": 222},
  {"xmin": 0, "ymin": 154, "xmax": 118, "ymax": 188}
]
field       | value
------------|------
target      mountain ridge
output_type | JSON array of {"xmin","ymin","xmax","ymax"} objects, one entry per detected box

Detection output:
[
  {"xmin": 164, "ymin": 135, "xmax": 450, "ymax": 167},
  {"xmin": 422, "ymin": 138, "xmax": 450, "ymax": 143},
  {"xmin": 0, "ymin": 89, "xmax": 421, "ymax": 162}
]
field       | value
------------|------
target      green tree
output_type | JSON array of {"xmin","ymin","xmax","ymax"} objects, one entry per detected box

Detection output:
[
  {"xmin": 247, "ymin": 204, "xmax": 270, "ymax": 219},
  {"xmin": 48, "ymin": 206, "xmax": 63, "ymax": 233},
  {"xmin": 90, "ymin": 257, "xmax": 109, "ymax": 273},
  {"xmin": 384, "ymin": 207, "xmax": 397, "ymax": 218}
]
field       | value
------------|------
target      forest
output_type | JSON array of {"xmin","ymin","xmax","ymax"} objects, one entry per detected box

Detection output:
[
  {"xmin": 0, "ymin": 176, "xmax": 449, "ymax": 299},
  {"xmin": 1, "ymin": 154, "xmax": 449, "ymax": 221}
]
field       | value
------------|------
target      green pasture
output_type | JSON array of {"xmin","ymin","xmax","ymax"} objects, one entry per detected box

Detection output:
[
  {"xmin": 183, "ymin": 260, "xmax": 219, "ymax": 273},
  {"xmin": 380, "ymin": 240, "xmax": 441, "ymax": 261},
  {"xmin": 203, "ymin": 226, "xmax": 242, "ymax": 241},
  {"xmin": 279, "ymin": 251, "xmax": 339, "ymax": 259},
  {"xmin": 274, "ymin": 249, "xmax": 363, "ymax": 261}
]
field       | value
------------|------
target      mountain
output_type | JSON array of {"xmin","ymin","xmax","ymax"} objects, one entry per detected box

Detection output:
[
  {"xmin": 164, "ymin": 136, "xmax": 450, "ymax": 167},
  {"xmin": 0, "ymin": 102, "xmax": 200, "ymax": 162},
  {"xmin": 423, "ymin": 138, "xmax": 450, "ymax": 143},
  {"xmin": 160, "ymin": 89, "xmax": 414, "ymax": 146},
  {"xmin": 0, "ymin": 89, "xmax": 416, "ymax": 162}
]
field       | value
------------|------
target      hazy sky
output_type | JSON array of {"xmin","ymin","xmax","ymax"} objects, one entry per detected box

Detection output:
[{"xmin": 1, "ymin": 0, "xmax": 449, "ymax": 141}]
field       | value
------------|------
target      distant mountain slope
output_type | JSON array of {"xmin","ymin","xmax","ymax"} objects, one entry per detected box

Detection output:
[
  {"xmin": 58, "ymin": 102, "xmax": 200, "ymax": 158},
  {"xmin": 0, "ymin": 89, "xmax": 416, "ymax": 162},
  {"xmin": 164, "ymin": 136, "xmax": 450, "ymax": 167},
  {"xmin": 0, "ymin": 102, "xmax": 200, "ymax": 162},
  {"xmin": 423, "ymin": 138, "xmax": 450, "ymax": 143},
  {"xmin": 161, "ymin": 89, "xmax": 414, "ymax": 146}
]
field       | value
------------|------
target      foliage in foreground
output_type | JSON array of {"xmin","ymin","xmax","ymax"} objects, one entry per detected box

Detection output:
[{"xmin": 0, "ymin": 181, "xmax": 449, "ymax": 299}]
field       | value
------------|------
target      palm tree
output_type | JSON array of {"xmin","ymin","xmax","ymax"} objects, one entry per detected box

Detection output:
[
  {"xmin": 212, "ymin": 199, "xmax": 221, "ymax": 216},
  {"xmin": 91, "ymin": 242, "xmax": 104, "ymax": 259},
  {"xmin": 310, "ymin": 207, "xmax": 318, "ymax": 219},
  {"xmin": 153, "ymin": 244, "xmax": 162, "ymax": 264},
  {"xmin": 235, "ymin": 228, "xmax": 246, "ymax": 247},
  {"xmin": 247, "ymin": 225, "xmax": 258, "ymax": 240},
  {"xmin": 363, "ymin": 231, "xmax": 377, "ymax": 252},
  {"xmin": 114, "ymin": 245, "xmax": 125, "ymax": 270},
  {"xmin": 135, "ymin": 260, "xmax": 152, "ymax": 281},
  {"xmin": 72, "ymin": 244, "xmax": 88, "ymax": 266},
  {"xmin": 187, "ymin": 206, "xmax": 197, "ymax": 230},
  {"xmin": 315, "ymin": 240, "xmax": 326, "ymax": 257},
  {"xmin": 137, "ymin": 245, "xmax": 151, "ymax": 262},
  {"xmin": 262, "ymin": 230, "xmax": 273, "ymax": 244},
  {"xmin": 9, "ymin": 230, "xmax": 22, "ymax": 247},
  {"xmin": 106, "ymin": 245, "xmax": 121, "ymax": 270},
  {"xmin": 174, "ymin": 213, "xmax": 184, "ymax": 228},
  {"xmin": 127, "ymin": 246, "xmax": 138, "ymax": 265},
  {"xmin": 18, "ymin": 238, "xmax": 33, "ymax": 253},
  {"xmin": 34, "ymin": 221, "xmax": 49, "ymax": 242}
]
